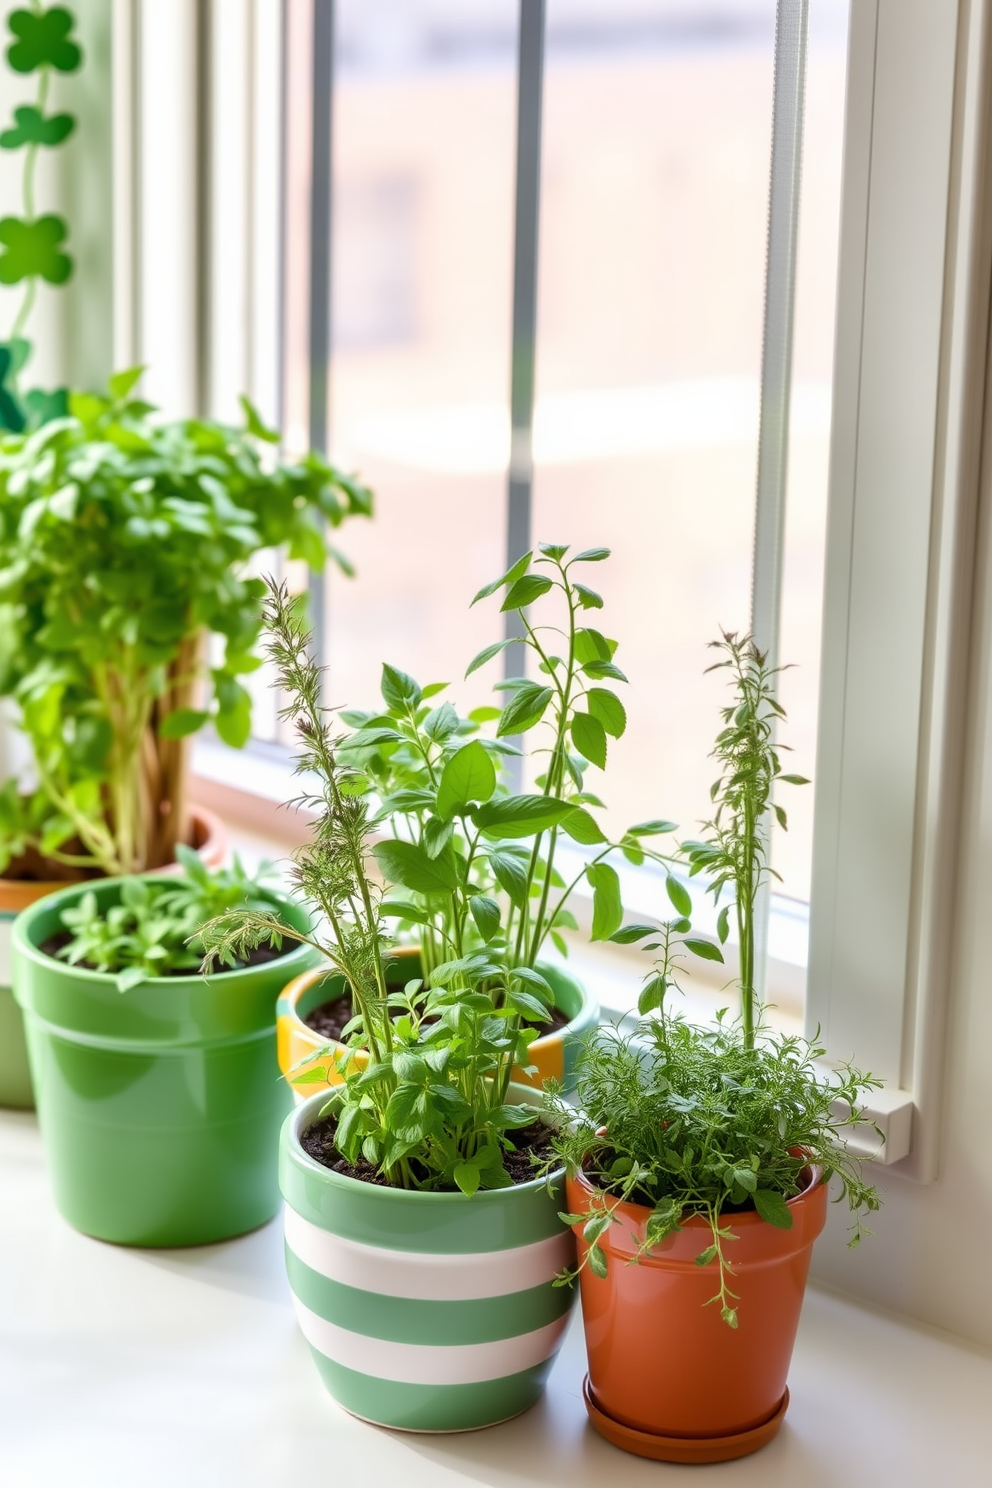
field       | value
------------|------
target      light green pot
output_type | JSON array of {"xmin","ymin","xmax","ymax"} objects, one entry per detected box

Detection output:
[
  {"xmin": 280, "ymin": 1086, "xmax": 576, "ymax": 1432},
  {"xmin": 12, "ymin": 876, "xmax": 322, "ymax": 1247}
]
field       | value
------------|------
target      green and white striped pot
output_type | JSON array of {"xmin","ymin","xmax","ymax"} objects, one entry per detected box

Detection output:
[{"xmin": 279, "ymin": 1086, "xmax": 576, "ymax": 1432}]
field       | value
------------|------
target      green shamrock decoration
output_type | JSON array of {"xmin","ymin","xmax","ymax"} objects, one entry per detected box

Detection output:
[
  {"xmin": 6, "ymin": 7, "xmax": 82, "ymax": 74},
  {"xmin": 0, "ymin": 104, "xmax": 74, "ymax": 149},
  {"xmin": 0, "ymin": 215, "xmax": 72, "ymax": 285},
  {"xmin": 23, "ymin": 385, "xmax": 68, "ymax": 425},
  {"xmin": 0, "ymin": 346, "xmax": 26, "ymax": 432}
]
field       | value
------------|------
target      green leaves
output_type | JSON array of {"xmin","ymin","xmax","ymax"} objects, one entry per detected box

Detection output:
[
  {"xmin": 381, "ymin": 663, "xmax": 421, "ymax": 712},
  {"xmin": 373, "ymin": 839, "xmax": 458, "ymax": 895},
  {"xmin": 469, "ymin": 895, "xmax": 501, "ymax": 942},
  {"xmin": 471, "ymin": 551, "xmax": 532, "ymax": 605},
  {"xmin": 435, "ymin": 740, "xmax": 496, "ymax": 820},
  {"xmin": 496, "ymin": 682, "xmax": 553, "ymax": 737},
  {"xmin": 0, "ymin": 215, "xmax": 72, "ymax": 284},
  {"xmin": 0, "ymin": 378, "xmax": 372, "ymax": 876},
  {"xmin": 7, "ymin": 7, "xmax": 82, "ymax": 73},
  {"xmin": 158, "ymin": 708, "xmax": 210, "ymax": 740},
  {"xmin": 464, "ymin": 637, "xmax": 512, "ymax": 677},
  {"xmin": 473, "ymin": 794, "xmax": 575, "ymax": 839},
  {"xmin": 571, "ymin": 711, "xmax": 607, "ymax": 768},
  {"xmin": 501, "ymin": 574, "xmax": 553, "ymax": 611},
  {"xmin": 753, "ymin": 1189, "xmax": 794, "ymax": 1229},
  {"xmin": 684, "ymin": 937, "xmax": 724, "ymax": 964},
  {"xmin": 586, "ymin": 688, "xmax": 626, "ymax": 739},
  {"xmin": 0, "ymin": 105, "xmax": 74, "ymax": 149},
  {"xmin": 586, "ymin": 862, "xmax": 622, "ymax": 941}
]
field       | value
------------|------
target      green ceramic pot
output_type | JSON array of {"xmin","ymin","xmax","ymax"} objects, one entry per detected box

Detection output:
[
  {"xmin": 12, "ymin": 876, "xmax": 322, "ymax": 1247},
  {"xmin": 280, "ymin": 1085, "xmax": 576, "ymax": 1432}
]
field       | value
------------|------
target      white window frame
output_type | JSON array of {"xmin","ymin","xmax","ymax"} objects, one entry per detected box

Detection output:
[
  {"xmin": 106, "ymin": 0, "xmax": 992, "ymax": 1178},
  {"xmin": 809, "ymin": 0, "xmax": 992, "ymax": 1180}
]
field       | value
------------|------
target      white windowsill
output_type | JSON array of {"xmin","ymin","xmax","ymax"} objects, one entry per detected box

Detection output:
[{"xmin": 1, "ymin": 1109, "xmax": 987, "ymax": 1486}]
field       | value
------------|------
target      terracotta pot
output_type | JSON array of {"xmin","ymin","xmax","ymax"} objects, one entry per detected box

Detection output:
[
  {"xmin": 0, "ymin": 802, "xmax": 228, "ymax": 1110},
  {"xmin": 566, "ymin": 1164, "xmax": 827, "ymax": 1463},
  {"xmin": 276, "ymin": 952, "xmax": 597, "ymax": 1100}
]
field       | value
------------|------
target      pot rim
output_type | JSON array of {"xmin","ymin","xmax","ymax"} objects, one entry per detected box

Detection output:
[
  {"xmin": 567, "ymin": 1159, "xmax": 825, "ymax": 1231},
  {"xmin": 12, "ymin": 875, "xmax": 316, "ymax": 989},
  {"xmin": 0, "ymin": 801, "xmax": 224, "ymax": 902},
  {"xmin": 285, "ymin": 1084, "xmax": 566, "ymax": 1204},
  {"xmin": 281, "ymin": 954, "xmax": 594, "ymax": 1050}
]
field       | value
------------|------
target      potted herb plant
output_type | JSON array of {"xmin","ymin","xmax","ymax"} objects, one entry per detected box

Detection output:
[
  {"xmin": 11, "ymin": 847, "xmax": 321, "ymax": 1246},
  {"xmin": 278, "ymin": 544, "xmax": 675, "ymax": 1100},
  {"xmin": 0, "ymin": 372, "xmax": 371, "ymax": 1107},
  {"xmin": 548, "ymin": 634, "xmax": 881, "ymax": 1464},
  {"xmin": 200, "ymin": 580, "xmax": 580, "ymax": 1432}
]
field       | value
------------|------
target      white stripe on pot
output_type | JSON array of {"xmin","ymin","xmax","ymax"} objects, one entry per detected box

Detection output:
[
  {"xmin": 292, "ymin": 1298, "xmax": 569, "ymax": 1386},
  {"xmin": 284, "ymin": 1207, "xmax": 572, "ymax": 1301}
]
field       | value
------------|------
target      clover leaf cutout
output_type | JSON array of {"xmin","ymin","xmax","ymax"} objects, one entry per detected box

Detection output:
[
  {"xmin": 0, "ymin": 216, "xmax": 72, "ymax": 285},
  {"xmin": 0, "ymin": 345, "xmax": 27, "ymax": 433},
  {"xmin": 7, "ymin": 7, "xmax": 82, "ymax": 74},
  {"xmin": 0, "ymin": 104, "xmax": 75, "ymax": 150},
  {"xmin": 23, "ymin": 385, "xmax": 69, "ymax": 428}
]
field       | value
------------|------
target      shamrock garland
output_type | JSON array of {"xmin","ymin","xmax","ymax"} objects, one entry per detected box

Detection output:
[{"xmin": 0, "ymin": 3, "xmax": 82, "ymax": 431}]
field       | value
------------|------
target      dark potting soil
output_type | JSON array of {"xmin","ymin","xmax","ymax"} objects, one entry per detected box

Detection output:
[
  {"xmin": 301, "ymin": 1114, "xmax": 555, "ymax": 1189},
  {"xmin": 303, "ymin": 995, "xmax": 572, "ymax": 1042},
  {"xmin": 37, "ymin": 930, "xmax": 290, "ymax": 976}
]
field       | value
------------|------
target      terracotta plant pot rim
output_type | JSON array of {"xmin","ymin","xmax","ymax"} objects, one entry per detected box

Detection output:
[
  {"xmin": 0, "ymin": 800, "xmax": 227, "ymax": 913},
  {"xmin": 569, "ymin": 1160, "xmax": 824, "ymax": 1234}
]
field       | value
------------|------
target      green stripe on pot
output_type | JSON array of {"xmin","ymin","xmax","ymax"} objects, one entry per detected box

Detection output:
[
  {"xmin": 281, "ymin": 1086, "xmax": 576, "ymax": 1431},
  {"xmin": 281, "ymin": 1097, "xmax": 569, "ymax": 1254},
  {"xmin": 12, "ymin": 876, "xmax": 323, "ymax": 1247},
  {"xmin": 307, "ymin": 1354, "xmax": 558, "ymax": 1434},
  {"xmin": 285, "ymin": 1248, "xmax": 572, "ymax": 1345}
]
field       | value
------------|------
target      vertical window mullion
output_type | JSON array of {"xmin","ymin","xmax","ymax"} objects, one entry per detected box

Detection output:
[
  {"xmin": 751, "ymin": 0, "xmax": 810, "ymax": 997},
  {"xmin": 307, "ymin": 0, "xmax": 334, "ymax": 676},
  {"xmin": 504, "ymin": 0, "xmax": 546, "ymax": 689}
]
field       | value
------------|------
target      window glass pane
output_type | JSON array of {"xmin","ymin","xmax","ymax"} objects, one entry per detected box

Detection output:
[
  {"xmin": 531, "ymin": 0, "xmax": 849, "ymax": 910},
  {"xmin": 322, "ymin": 0, "xmax": 519, "ymax": 714},
  {"xmin": 776, "ymin": 0, "xmax": 850, "ymax": 902}
]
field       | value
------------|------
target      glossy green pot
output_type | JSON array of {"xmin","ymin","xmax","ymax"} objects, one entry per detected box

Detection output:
[
  {"xmin": 12, "ymin": 876, "xmax": 322, "ymax": 1247},
  {"xmin": 280, "ymin": 1086, "xmax": 576, "ymax": 1432}
]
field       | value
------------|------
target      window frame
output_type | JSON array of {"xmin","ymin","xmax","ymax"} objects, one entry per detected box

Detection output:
[{"xmin": 114, "ymin": 0, "xmax": 992, "ymax": 1176}]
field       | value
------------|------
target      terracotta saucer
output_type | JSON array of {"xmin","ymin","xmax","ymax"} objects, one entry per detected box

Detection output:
[{"xmin": 582, "ymin": 1378, "xmax": 789, "ymax": 1464}]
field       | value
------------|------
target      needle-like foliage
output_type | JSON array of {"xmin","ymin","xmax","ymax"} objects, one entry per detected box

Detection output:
[{"xmin": 545, "ymin": 633, "xmax": 882, "ymax": 1327}]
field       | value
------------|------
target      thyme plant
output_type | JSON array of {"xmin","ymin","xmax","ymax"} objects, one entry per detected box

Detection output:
[{"xmin": 546, "ymin": 633, "xmax": 881, "ymax": 1326}]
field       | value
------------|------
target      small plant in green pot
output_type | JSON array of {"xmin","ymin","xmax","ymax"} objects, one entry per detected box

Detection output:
[
  {"xmin": 278, "ymin": 544, "xmax": 679, "ymax": 1100},
  {"xmin": 547, "ymin": 634, "xmax": 882, "ymax": 1465},
  {"xmin": 0, "ymin": 375, "xmax": 371, "ymax": 1108},
  {"xmin": 11, "ymin": 856, "xmax": 321, "ymax": 1247},
  {"xmin": 200, "ymin": 581, "xmax": 577, "ymax": 1432}
]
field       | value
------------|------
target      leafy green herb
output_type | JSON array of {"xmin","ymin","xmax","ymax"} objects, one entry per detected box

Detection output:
[
  {"xmin": 55, "ymin": 847, "xmax": 287, "ymax": 993},
  {"xmin": 0, "ymin": 381, "xmax": 371, "ymax": 877},
  {"xmin": 545, "ymin": 633, "xmax": 880, "ymax": 1327}
]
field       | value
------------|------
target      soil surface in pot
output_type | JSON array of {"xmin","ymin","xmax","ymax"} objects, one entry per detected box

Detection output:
[
  {"xmin": 304, "ymin": 993, "xmax": 571, "ymax": 1043},
  {"xmin": 301, "ymin": 1113, "xmax": 556, "ymax": 1188},
  {"xmin": 38, "ymin": 931, "xmax": 292, "ymax": 976}
]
